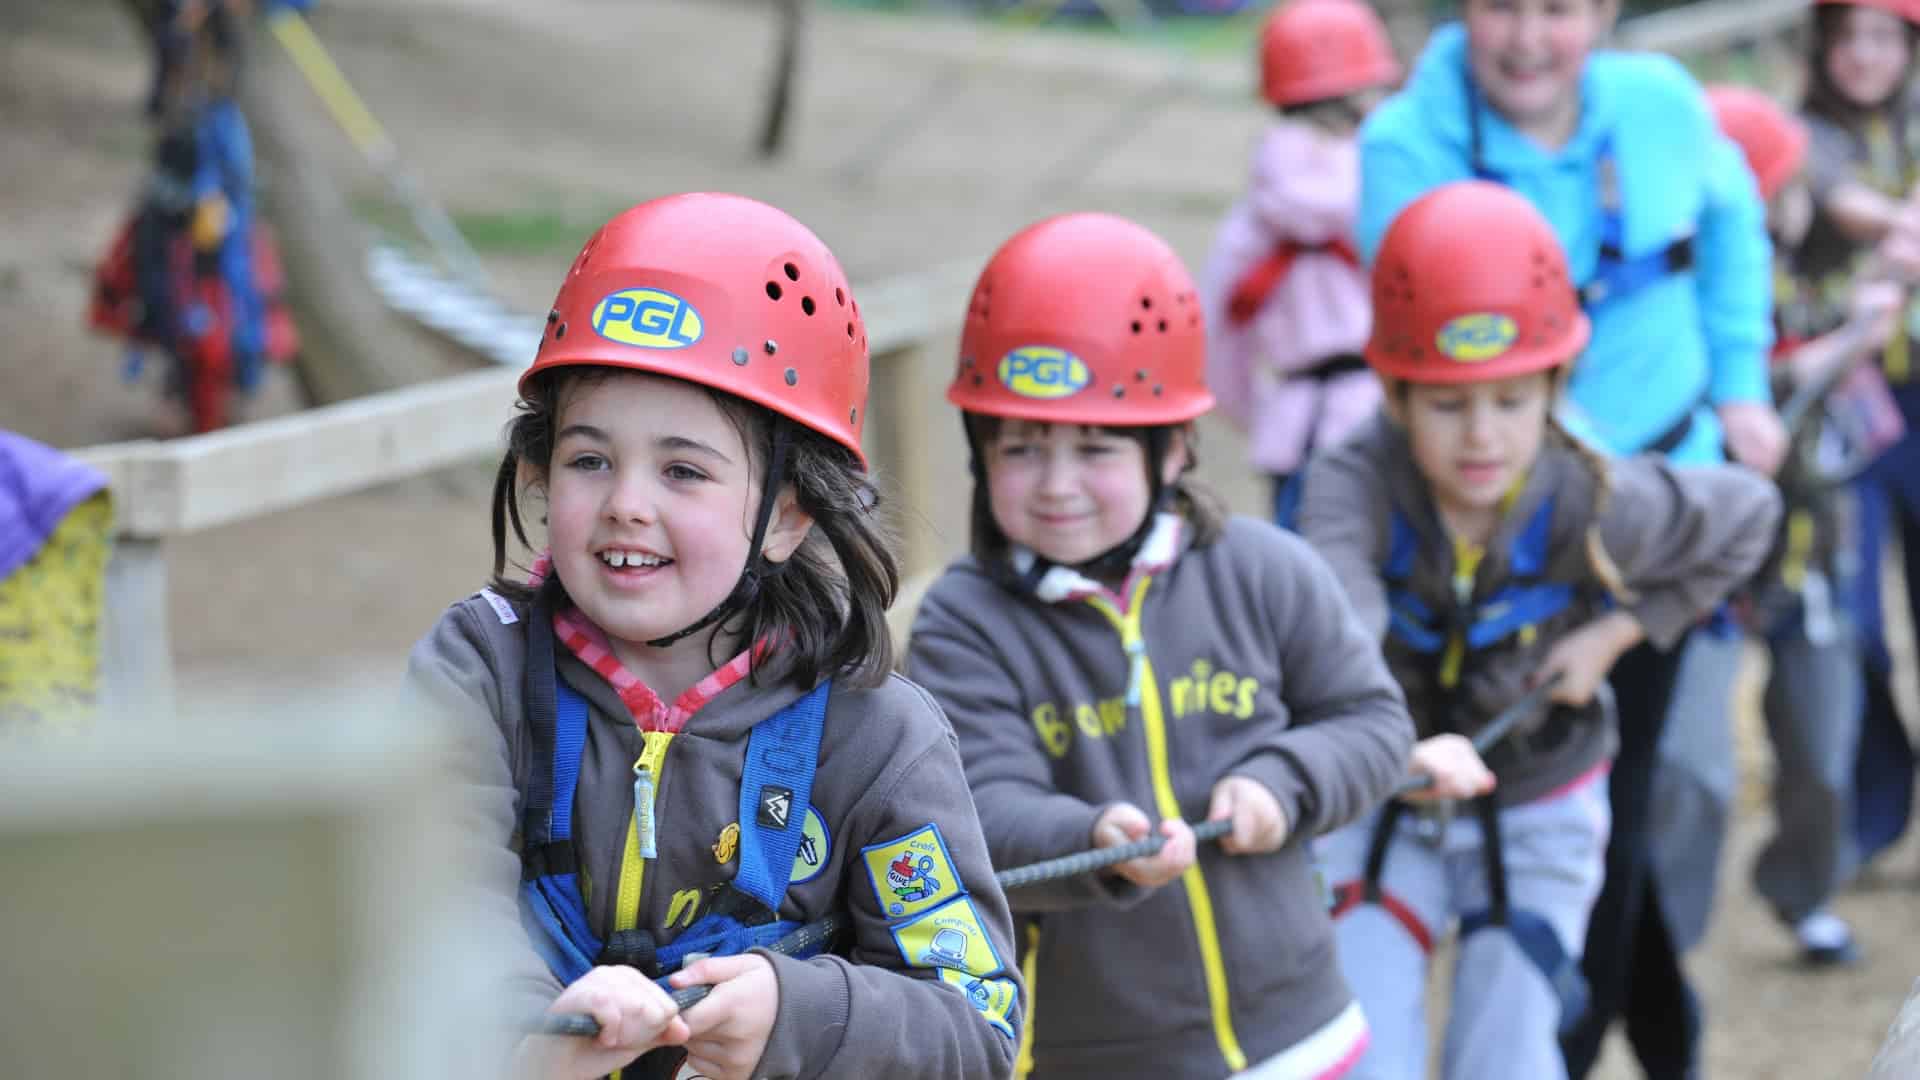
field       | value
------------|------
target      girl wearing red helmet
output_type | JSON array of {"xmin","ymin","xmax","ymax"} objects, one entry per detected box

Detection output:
[
  {"xmin": 1795, "ymin": 0, "xmax": 1920, "ymax": 890},
  {"xmin": 908, "ymin": 212, "xmax": 1415, "ymax": 1079},
  {"xmin": 405, "ymin": 193, "xmax": 1021, "ymax": 1080},
  {"xmin": 1201, "ymin": 0, "xmax": 1400, "ymax": 527},
  {"xmin": 1294, "ymin": 182, "xmax": 1779, "ymax": 1080}
]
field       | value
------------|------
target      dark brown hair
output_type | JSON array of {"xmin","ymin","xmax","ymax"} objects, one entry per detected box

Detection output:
[
  {"xmin": 489, "ymin": 369, "xmax": 900, "ymax": 690},
  {"xmin": 962, "ymin": 415, "xmax": 1228, "ymax": 564},
  {"xmin": 1804, "ymin": 3, "xmax": 1920, "ymax": 130}
]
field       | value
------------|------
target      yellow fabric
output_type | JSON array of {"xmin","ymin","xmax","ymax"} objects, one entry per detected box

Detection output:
[
  {"xmin": 614, "ymin": 731, "xmax": 676, "ymax": 934},
  {"xmin": 0, "ymin": 493, "xmax": 111, "ymax": 732},
  {"xmin": 1087, "ymin": 578, "xmax": 1249, "ymax": 1073},
  {"xmin": 1015, "ymin": 922, "xmax": 1040, "ymax": 1078},
  {"xmin": 609, "ymin": 729, "xmax": 673, "ymax": 1080}
]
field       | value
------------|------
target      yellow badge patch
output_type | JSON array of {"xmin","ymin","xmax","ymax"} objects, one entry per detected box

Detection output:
[
  {"xmin": 713, "ymin": 822, "xmax": 740, "ymax": 865},
  {"xmin": 862, "ymin": 823, "xmax": 963, "ymax": 920},
  {"xmin": 939, "ymin": 969, "xmax": 1020, "ymax": 1038},
  {"xmin": 1435, "ymin": 312, "xmax": 1518, "ymax": 363},
  {"xmin": 891, "ymin": 895, "xmax": 1005, "ymax": 976},
  {"xmin": 790, "ymin": 805, "xmax": 832, "ymax": 885}
]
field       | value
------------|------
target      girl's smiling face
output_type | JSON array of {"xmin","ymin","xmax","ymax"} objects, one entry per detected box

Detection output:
[
  {"xmin": 544, "ymin": 373, "xmax": 805, "ymax": 655},
  {"xmin": 1463, "ymin": 0, "xmax": 1617, "ymax": 143},
  {"xmin": 983, "ymin": 420, "xmax": 1184, "ymax": 567}
]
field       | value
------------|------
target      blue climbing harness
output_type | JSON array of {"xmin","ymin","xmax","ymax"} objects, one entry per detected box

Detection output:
[
  {"xmin": 1339, "ymin": 494, "xmax": 1594, "ymax": 1035},
  {"xmin": 517, "ymin": 590, "xmax": 833, "ymax": 989},
  {"xmin": 1383, "ymin": 495, "xmax": 1574, "ymax": 659}
]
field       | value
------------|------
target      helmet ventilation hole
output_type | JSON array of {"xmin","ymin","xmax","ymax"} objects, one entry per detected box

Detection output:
[
  {"xmin": 801, "ymin": 296, "xmax": 816, "ymax": 316},
  {"xmin": 784, "ymin": 262, "xmax": 800, "ymax": 281},
  {"xmin": 1112, "ymin": 385, "xmax": 1126, "ymax": 398},
  {"xmin": 1140, "ymin": 297, "xmax": 1153, "ymax": 310},
  {"xmin": 732, "ymin": 347, "xmax": 750, "ymax": 366},
  {"xmin": 785, "ymin": 368, "xmax": 799, "ymax": 386},
  {"xmin": 766, "ymin": 282, "xmax": 783, "ymax": 301},
  {"xmin": 846, "ymin": 322, "xmax": 855, "ymax": 339},
  {"xmin": 764, "ymin": 339, "xmax": 779, "ymax": 355},
  {"xmin": 1156, "ymin": 319, "xmax": 1168, "ymax": 333},
  {"xmin": 835, "ymin": 287, "xmax": 845, "ymax": 306},
  {"xmin": 1130, "ymin": 320, "xmax": 1143, "ymax": 334},
  {"xmin": 1153, "ymin": 384, "xmax": 1164, "ymax": 396},
  {"xmin": 555, "ymin": 322, "xmax": 567, "ymax": 339},
  {"xmin": 1136, "ymin": 369, "xmax": 1148, "ymax": 381},
  {"xmin": 850, "ymin": 407, "xmax": 858, "ymax": 424}
]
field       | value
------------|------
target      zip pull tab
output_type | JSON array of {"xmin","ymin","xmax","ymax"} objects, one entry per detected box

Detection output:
[
  {"xmin": 1123, "ymin": 635, "xmax": 1147, "ymax": 708},
  {"xmin": 631, "ymin": 731, "xmax": 672, "ymax": 862},
  {"xmin": 632, "ymin": 762, "xmax": 658, "ymax": 860}
]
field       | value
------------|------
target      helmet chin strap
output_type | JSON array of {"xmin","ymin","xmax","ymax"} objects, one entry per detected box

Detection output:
[{"xmin": 644, "ymin": 421, "xmax": 793, "ymax": 649}]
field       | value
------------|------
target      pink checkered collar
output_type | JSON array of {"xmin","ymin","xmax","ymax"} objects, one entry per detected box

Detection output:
[{"xmin": 527, "ymin": 551, "xmax": 755, "ymax": 734}]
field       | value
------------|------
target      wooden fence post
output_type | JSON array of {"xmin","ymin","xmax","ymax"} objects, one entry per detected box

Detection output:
[
  {"xmin": 866, "ymin": 343, "xmax": 939, "ymax": 582},
  {"xmin": 100, "ymin": 537, "xmax": 175, "ymax": 727}
]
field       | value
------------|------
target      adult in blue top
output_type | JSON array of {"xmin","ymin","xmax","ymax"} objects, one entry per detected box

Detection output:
[{"xmin": 1355, "ymin": 4, "xmax": 1787, "ymax": 1079}]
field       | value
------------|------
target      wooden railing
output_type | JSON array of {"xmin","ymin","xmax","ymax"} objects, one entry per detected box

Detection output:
[{"xmin": 78, "ymin": 259, "xmax": 980, "ymax": 721}]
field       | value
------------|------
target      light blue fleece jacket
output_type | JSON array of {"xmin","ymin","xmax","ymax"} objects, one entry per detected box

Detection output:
[{"xmin": 1356, "ymin": 24, "xmax": 1774, "ymax": 463}]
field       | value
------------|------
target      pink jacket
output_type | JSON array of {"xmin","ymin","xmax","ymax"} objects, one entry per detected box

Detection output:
[{"xmin": 1201, "ymin": 120, "xmax": 1380, "ymax": 476}]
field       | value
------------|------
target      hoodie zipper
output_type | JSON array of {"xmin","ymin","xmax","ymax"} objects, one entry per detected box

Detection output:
[
  {"xmin": 613, "ymin": 730, "xmax": 675, "ymax": 937},
  {"xmin": 1085, "ymin": 574, "xmax": 1248, "ymax": 1074}
]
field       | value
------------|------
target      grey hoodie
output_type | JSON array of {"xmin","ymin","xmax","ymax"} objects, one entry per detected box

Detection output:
[
  {"xmin": 1295, "ymin": 412, "xmax": 1783, "ymax": 805},
  {"xmin": 406, "ymin": 592, "xmax": 1021, "ymax": 1080},
  {"xmin": 908, "ymin": 515, "xmax": 1414, "ymax": 1079}
]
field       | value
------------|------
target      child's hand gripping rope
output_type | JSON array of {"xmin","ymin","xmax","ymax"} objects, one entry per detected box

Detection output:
[
  {"xmin": 535, "ymin": 676, "xmax": 1566, "ymax": 1044},
  {"xmin": 1393, "ymin": 672, "xmax": 1566, "ymax": 804},
  {"xmin": 530, "ymin": 818, "xmax": 1240, "ymax": 1039}
]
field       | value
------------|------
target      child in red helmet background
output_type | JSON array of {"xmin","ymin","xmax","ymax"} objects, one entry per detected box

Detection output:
[
  {"xmin": 1652, "ymin": 85, "xmax": 1902, "ymax": 970},
  {"xmin": 1200, "ymin": 0, "xmax": 1401, "ymax": 526},
  {"xmin": 908, "ymin": 211, "xmax": 1414, "ymax": 1079},
  {"xmin": 1296, "ymin": 181, "xmax": 1779, "ymax": 1080},
  {"xmin": 1793, "ymin": 0, "xmax": 1920, "ymax": 882},
  {"xmin": 405, "ymin": 193, "xmax": 1021, "ymax": 1080}
]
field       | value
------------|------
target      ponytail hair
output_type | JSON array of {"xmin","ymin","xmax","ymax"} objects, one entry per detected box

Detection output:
[
  {"xmin": 1547, "ymin": 412, "xmax": 1638, "ymax": 604},
  {"xmin": 487, "ymin": 368, "xmax": 902, "ymax": 691}
]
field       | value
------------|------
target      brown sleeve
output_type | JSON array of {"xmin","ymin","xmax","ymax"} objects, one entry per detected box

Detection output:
[
  {"xmin": 1293, "ymin": 428, "xmax": 1394, "ymax": 641},
  {"xmin": 754, "ymin": 702, "xmax": 1020, "ymax": 1080},
  {"xmin": 401, "ymin": 601, "xmax": 566, "ymax": 1050},
  {"xmin": 1597, "ymin": 457, "xmax": 1783, "ymax": 648},
  {"xmin": 1227, "ymin": 528, "xmax": 1415, "ymax": 838}
]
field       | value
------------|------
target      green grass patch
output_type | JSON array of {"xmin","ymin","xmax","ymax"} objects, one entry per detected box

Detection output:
[{"xmin": 347, "ymin": 194, "xmax": 615, "ymax": 256}]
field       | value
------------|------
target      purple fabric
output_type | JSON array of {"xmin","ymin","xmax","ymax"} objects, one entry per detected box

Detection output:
[
  {"xmin": 1201, "ymin": 120, "xmax": 1381, "ymax": 475},
  {"xmin": 0, "ymin": 430, "xmax": 109, "ymax": 580}
]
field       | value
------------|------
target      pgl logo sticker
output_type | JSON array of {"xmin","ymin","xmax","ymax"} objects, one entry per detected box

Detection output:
[
  {"xmin": 1435, "ymin": 313, "xmax": 1518, "ymax": 363},
  {"xmin": 591, "ymin": 287, "xmax": 704, "ymax": 350},
  {"xmin": 998, "ymin": 346, "xmax": 1090, "ymax": 400}
]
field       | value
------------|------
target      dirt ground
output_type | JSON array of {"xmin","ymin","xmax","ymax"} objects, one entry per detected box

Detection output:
[{"xmin": 4, "ymin": 1, "xmax": 1918, "ymax": 1075}]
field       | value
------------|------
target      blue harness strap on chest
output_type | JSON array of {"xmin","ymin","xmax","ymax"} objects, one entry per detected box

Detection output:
[
  {"xmin": 516, "ymin": 602, "xmax": 834, "ymax": 988},
  {"xmin": 1467, "ymin": 82, "xmax": 1693, "ymax": 313},
  {"xmin": 648, "ymin": 679, "xmax": 832, "ymax": 981},
  {"xmin": 1382, "ymin": 496, "xmax": 1573, "ymax": 657},
  {"xmin": 1362, "ymin": 498, "xmax": 1594, "ymax": 1033}
]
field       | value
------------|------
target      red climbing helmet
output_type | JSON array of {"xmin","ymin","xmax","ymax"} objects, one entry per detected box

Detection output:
[
  {"xmin": 524, "ymin": 192, "xmax": 870, "ymax": 465},
  {"xmin": 1260, "ymin": 0, "xmax": 1401, "ymax": 109},
  {"xmin": 1365, "ymin": 181, "xmax": 1591, "ymax": 384},
  {"xmin": 1814, "ymin": 0, "xmax": 1920, "ymax": 24},
  {"xmin": 1706, "ymin": 85, "xmax": 1809, "ymax": 202},
  {"xmin": 948, "ymin": 212, "xmax": 1214, "ymax": 426}
]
